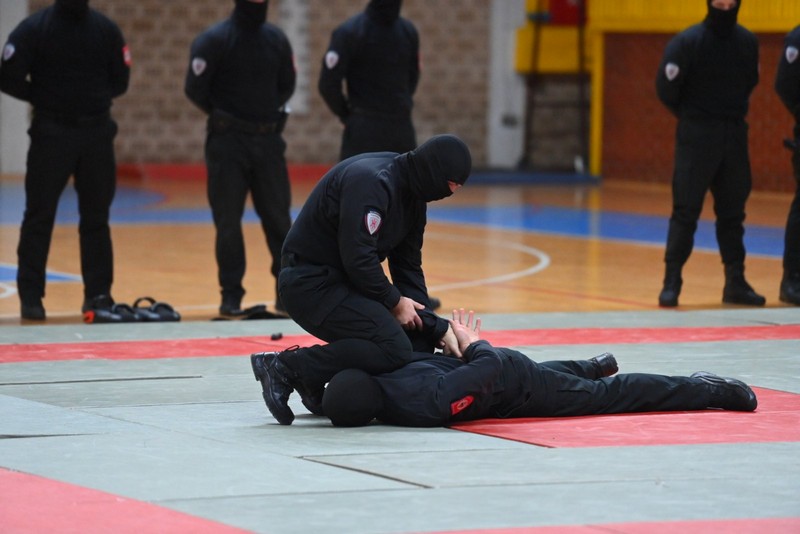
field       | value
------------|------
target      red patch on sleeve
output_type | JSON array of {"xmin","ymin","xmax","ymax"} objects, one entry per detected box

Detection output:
[
  {"xmin": 123, "ymin": 45, "xmax": 131, "ymax": 66},
  {"xmin": 450, "ymin": 395, "xmax": 474, "ymax": 415}
]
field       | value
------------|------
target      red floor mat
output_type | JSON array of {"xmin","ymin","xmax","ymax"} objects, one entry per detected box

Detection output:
[
  {"xmin": 451, "ymin": 388, "xmax": 800, "ymax": 447},
  {"xmin": 0, "ymin": 468, "xmax": 249, "ymax": 534}
]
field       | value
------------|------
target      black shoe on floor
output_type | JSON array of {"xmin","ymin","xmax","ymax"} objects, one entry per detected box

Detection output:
[
  {"xmin": 251, "ymin": 351, "xmax": 296, "ymax": 424},
  {"xmin": 589, "ymin": 352, "xmax": 618, "ymax": 378},
  {"xmin": 21, "ymin": 299, "xmax": 45, "ymax": 320},
  {"xmin": 219, "ymin": 295, "xmax": 243, "ymax": 317},
  {"xmin": 691, "ymin": 371, "xmax": 757, "ymax": 412},
  {"xmin": 82, "ymin": 294, "xmax": 115, "ymax": 313},
  {"xmin": 779, "ymin": 272, "xmax": 800, "ymax": 305}
]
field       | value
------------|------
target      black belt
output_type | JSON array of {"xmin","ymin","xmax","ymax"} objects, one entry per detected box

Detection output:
[
  {"xmin": 351, "ymin": 107, "xmax": 410, "ymax": 121},
  {"xmin": 34, "ymin": 109, "xmax": 110, "ymax": 127},
  {"xmin": 209, "ymin": 110, "xmax": 278, "ymax": 135}
]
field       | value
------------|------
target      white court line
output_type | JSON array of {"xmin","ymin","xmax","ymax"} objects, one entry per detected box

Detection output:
[
  {"xmin": 426, "ymin": 232, "xmax": 550, "ymax": 292},
  {"xmin": 0, "ymin": 283, "xmax": 18, "ymax": 299}
]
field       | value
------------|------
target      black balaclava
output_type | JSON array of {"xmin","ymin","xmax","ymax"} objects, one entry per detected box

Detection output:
[
  {"xmin": 366, "ymin": 0, "xmax": 402, "ymax": 25},
  {"xmin": 401, "ymin": 134, "xmax": 472, "ymax": 202},
  {"xmin": 704, "ymin": 0, "xmax": 740, "ymax": 37},
  {"xmin": 54, "ymin": 0, "xmax": 89, "ymax": 18},
  {"xmin": 233, "ymin": 0, "xmax": 268, "ymax": 30},
  {"xmin": 322, "ymin": 370, "xmax": 384, "ymax": 427}
]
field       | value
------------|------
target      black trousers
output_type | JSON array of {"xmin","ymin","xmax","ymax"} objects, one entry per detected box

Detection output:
[
  {"xmin": 340, "ymin": 113, "xmax": 416, "ymax": 160},
  {"xmin": 205, "ymin": 130, "xmax": 291, "ymax": 302},
  {"xmin": 278, "ymin": 263, "xmax": 417, "ymax": 387},
  {"xmin": 784, "ymin": 142, "xmax": 800, "ymax": 273},
  {"xmin": 17, "ymin": 116, "xmax": 117, "ymax": 302},
  {"xmin": 496, "ymin": 351, "xmax": 709, "ymax": 418},
  {"xmin": 664, "ymin": 118, "xmax": 752, "ymax": 267}
]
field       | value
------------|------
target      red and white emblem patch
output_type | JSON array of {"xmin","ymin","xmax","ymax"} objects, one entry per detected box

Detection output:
[
  {"xmin": 122, "ymin": 45, "xmax": 131, "ymax": 66},
  {"xmin": 450, "ymin": 395, "xmax": 474, "ymax": 416},
  {"xmin": 365, "ymin": 211, "xmax": 382, "ymax": 235}
]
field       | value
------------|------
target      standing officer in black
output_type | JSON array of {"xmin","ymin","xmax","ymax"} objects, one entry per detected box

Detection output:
[
  {"xmin": 319, "ymin": 0, "xmax": 420, "ymax": 161},
  {"xmin": 320, "ymin": 310, "xmax": 758, "ymax": 428},
  {"xmin": 775, "ymin": 25, "xmax": 800, "ymax": 305},
  {"xmin": 185, "ymin": 0, "xmax": 295, "ymax": 316},
  {"xmin": 655, "ymin": 0, "xmax": 764, "ymax": 308},
  {"xmin": 0, "ymin": 0, "xmax": 130, "ymax": 320},
  {"xmin": 251, "ymin": 135, "xmax": 471, "ymax": 425}
]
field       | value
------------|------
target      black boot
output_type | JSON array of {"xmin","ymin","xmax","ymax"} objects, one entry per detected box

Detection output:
[
  {"xmin": 780, "ymin": 270, "xmax": 800, "ymax": 305},
  {"xmin": 589, "ymin": 352, "xmax": 618, "ymax": 378},
  {"xmin": 658, "ymin": 263, "xmax": 682, "ymax": 307},
  {"xmin": 691, "ymin": 372, "xmax": 757, "ymax": 412},
  {"xmin": 722, "ymin": 263, "xmax": 765, "ymax": 306}
]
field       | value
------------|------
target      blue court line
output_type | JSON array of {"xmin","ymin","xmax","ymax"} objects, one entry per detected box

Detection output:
[{"xmin": 1, "ymin": 180, "xmax": 784, "ymax": 258}]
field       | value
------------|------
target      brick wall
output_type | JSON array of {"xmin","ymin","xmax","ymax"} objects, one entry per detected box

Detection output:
[
  {"xmin": 602, "ymin": 32, "xmax": 795, "ymax": 193},
  {"xmin": 30, "ymin": 0, "xmax": 490, "ymax": 167}
]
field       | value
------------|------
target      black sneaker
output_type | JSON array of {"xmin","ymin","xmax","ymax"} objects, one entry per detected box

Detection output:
[
  {"xmin": 219, "ymin": 295, "xmax": 243, "ymax": 316},
  {"xmin": 82, "ymin": 294, "xmax": 115, "ymax": 313},
  {"xmin": 691, "ymin": 371, "xmax": 757, "ymax": 412}
]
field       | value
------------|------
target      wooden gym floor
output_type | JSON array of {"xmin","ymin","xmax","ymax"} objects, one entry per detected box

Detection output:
[{"xmin": 0, "ymin": 169, "xmax": 795, "ymax": 324}]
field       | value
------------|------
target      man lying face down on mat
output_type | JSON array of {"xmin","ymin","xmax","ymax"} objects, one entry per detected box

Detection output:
[{"xmin": 319, "ymin": 309, "xmax": 758, "ymax": 427}]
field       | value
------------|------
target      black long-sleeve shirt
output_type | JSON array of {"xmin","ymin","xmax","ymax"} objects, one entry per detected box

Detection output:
[
  {"xmin": 0, "ymin": 5, "xmax": 129, "ymax": 116},
  {"xmin": 374, "ymin": 340, "xmax": 505, "ymax": 427},
  {"xmin": 776, "ymin": 25, "xmax": 800, "ymax": 131},
  {"xmin": 656, "ymin": 21, "xmax": 758, "ymax": 120},
  {"xmin": 282, "ymin": 152, "xmax": 429, "ymax": 310},
  {"xmin": 318, "ymin": 7, "xmax": 419, "ymax": 121},
  {"xmin": 184, "ymin": 14, "xmax": 295, "ymax": 122}
]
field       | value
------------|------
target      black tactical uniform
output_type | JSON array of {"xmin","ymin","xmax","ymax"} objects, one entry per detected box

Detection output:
[
  {"xmin": 319, "ymin": 0, "xmax": 420, "ymax": 160},
  {"xmin": 266, "ymin": 135, "xmax": 471, "ymax": 422},
  {"xmin": 655, "ymin": 0, "xmax": 764, "ymax": 307},
  {"xmin": 0, "ymin": 0, "xmax": 130, "ymax": 320},
  {"xmin": 185, "ymin": 0, "xmax": 295, "ymax": 315},
  {"xmin": 323, "ymin": 342, "xmax": 757, "ymax": 428},
  {"xmin": 775, "ymin": 25, "xmax": 800, "ymax": 305}
]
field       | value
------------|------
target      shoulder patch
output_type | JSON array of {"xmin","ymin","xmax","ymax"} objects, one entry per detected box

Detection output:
[
  {"xmin": 192, "ymin": 57, "xmax": 207, "ymax": 76},
  {"xmin": 450, "ymin": 395, "xmax": 474, "ymax": 416},
  {"xmin": 122, "ymin": 45, "xmax": 132, "ymax": 66},
  {"xmin": 787, "ymin": 46, "xmax": 799, "ymax": 64},
  {"xmin": 665, "ymin": 62, "xmax": 680, "ymax": 81},
  {"xmin": 365, "ymin": 210, "xmax": 382, "ymax": 235},
  {"xmin": 2, "ymin": 43, "xmax": 15, "ymax": 62},
  {"xmin": 325, "ymin": 50, "xmax": 339, "ymax": 70}
]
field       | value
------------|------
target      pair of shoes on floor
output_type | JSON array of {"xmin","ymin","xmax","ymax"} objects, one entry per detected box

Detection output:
[
  {"xmin": 82, "ymin": 295, "xmax": 180, "ymax": 324},
  {"xmin": 21, "ymin": 298, "xmax": 46, "ymax": 320},
  {"xmin": 131, "ymin": 297, "xmax": 181, "ymax": 322}
]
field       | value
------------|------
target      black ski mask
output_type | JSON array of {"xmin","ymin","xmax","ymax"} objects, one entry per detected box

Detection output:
[
  {"xmin": 54, "ymin": 0, "xmax": 89, "ymax": 18},
  {"xmin": 401, "ymin": 134, "xmax": 472, "ymax": 202},
  {"xmin": 704, "ymin": 0, "xmax": 740, "ymax": 38},
  {"xmin": 233, "ymin": 0, "xmax": 268, "ymax": 30},
  {"xmin": 366, "ymin": 0, "xmax": 402, "ymax": 25}
]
